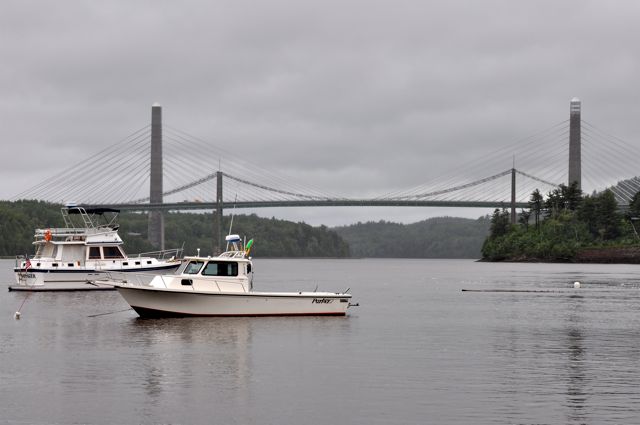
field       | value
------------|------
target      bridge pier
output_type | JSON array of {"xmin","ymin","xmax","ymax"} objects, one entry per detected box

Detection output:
[
  {"xmin": 511, "ymin": 167, "xmax": 516, "ymax": 224},
  {"xmin": 214, "ymin": 171, "xmax": 224, "ymax": 253},
  {"xmin": 148, "ymin": 103, "xmax": 165, "ymax": 250},
  {"xmin": 569, "ymin": 98, "xmax": 581, "ymax": 189}
]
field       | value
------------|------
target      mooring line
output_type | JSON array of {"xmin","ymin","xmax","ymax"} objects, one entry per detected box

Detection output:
[
  {"xmin": 14, "ymin": 291, "xmax": 33, "ymax": 319},
  {"xmin": 87, "ymin": 308, "xmax": 132, "ymax": 318},
  {"xmin": 461, "ymin": 289, "xmax": 563, "ymax": 293}
]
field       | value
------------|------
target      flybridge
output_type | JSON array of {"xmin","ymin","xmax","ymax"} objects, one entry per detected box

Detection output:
[{"xmin": 62, "ymin": 205, "xmax": 120, "ymax": 230}]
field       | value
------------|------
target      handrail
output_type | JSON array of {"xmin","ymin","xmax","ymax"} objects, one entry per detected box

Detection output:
[
  {"xmin": 102, "ymin": 271, "xmax": 249, "ymax": 293},
  {"xmin": 132, "ymin": 247, "xmax": 183, "ymax": 260}
]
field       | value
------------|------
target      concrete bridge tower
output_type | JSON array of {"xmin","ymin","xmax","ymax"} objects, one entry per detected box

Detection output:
[
  {"xmin": 569, "ymin": 97, "xmax": 581, "ymax": 189},
  {"xmin": 148, "ymin": 103, "xmax": 164, "ymax": 249}
]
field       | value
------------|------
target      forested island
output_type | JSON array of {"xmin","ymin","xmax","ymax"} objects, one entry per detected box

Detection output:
[
  {"xmin": 481, "ymin": 183, "xmax": 640, "ymax": 262},
  {"xmin": 0, "ymin": 200, "xmax": 490, "ymax": 258}
]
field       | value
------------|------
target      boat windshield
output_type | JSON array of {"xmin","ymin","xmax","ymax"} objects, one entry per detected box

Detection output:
[
  {"xmin": 183, "ymin": 260, "xmax": 204, "ymax": 274},
  {"xmin": 202, "ymin": 261, "xmax": 238, "ymax": 277}
]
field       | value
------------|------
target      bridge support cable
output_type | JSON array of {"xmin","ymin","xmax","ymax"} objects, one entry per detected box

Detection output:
[
  {"xmin": 610, "ymin": 179, "xmax": 640, "ymax": 201},
  {"xmin": 222, "ymin": 173, "xmax": 333, "ymax": 201},
  {"xmin": 392, "ymin": 169, "xmax": 512, "ymax": 200},
  {"xmin": 581, "ymin": 121, "xmax": 640, "ymax": 204},
  {"xmin": 12, "ymin": 126, "xmax": 151, "ymax": 202},
  {"xmin": 31, "ymin": 133, "xmax": 149, "ymax": 203},
  {"xmin": 374, "ymin": 167, "xmax": 559, "ymax": 209},
  {"xmin": 50, "ymin": 137, "xmax": 150, "ymax": 204},
  {"xmin": 378, "ymin": 120, "xmax": 569, "ymax": 201},
  {"xmin": 72, "ymin": 140, "xmax": 150, "ymax": 203},
  {"xmin": 513, "ymin": 170, "xmax": 560, "ymax": 188},
  {"xmin": 162, "ymin": 125, "xmax": 341, "ymax": 202},
  {"xmin": 131, "ymin": 170, "xmax": 331, "ymax": 205}
]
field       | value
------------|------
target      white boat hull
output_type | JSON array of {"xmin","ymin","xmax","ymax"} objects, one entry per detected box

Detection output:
[
  {"xmin": 10, "ymin": 264, "xmax": 180, "ymax": 291},
  {"xmin": 116, "ymin": 285, "xmax": 352, "ymax": 317}
]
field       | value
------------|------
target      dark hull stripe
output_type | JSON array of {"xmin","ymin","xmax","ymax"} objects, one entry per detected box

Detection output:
[
  {"xmin": 8, "ymin": 286, "xmax": 116, "ymax": 292},
  {"xmin": 131, "ymin": 305, "xmax": 347, "ymax": 318},
  {"xmin": 14, "ymin": 265, "xmax": 179, "ymax": 274}
]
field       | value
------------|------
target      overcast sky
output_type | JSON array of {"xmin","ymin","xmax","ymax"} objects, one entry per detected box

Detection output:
[{"xmin": 2, "ymin": 0, "xmax": 640, "ymax": 226}]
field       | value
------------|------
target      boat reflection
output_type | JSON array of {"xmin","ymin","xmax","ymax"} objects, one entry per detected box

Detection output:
[{"xmin": 128, "ymin": 317, "xmax": 253, "ymax": 411}]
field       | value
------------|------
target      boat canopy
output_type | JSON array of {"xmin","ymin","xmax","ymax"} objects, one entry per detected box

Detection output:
[{"xmin": 70, "ymin": 207, "xmax": 121, "ymax": 215}]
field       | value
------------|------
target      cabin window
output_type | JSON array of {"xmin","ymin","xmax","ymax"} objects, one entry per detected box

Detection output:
[
  {"xmin": 103, "ymin": 247, "xmax": 124, "ymax": 259},
  {"xmin": 123, "ymin": 262, "xmax": 128, "ymax": 266},
  {"xmin": 52, "ymin": 263, "xmax": 58, "ymax": 267},
  {"xmin": 184, "ymin": 261, "xmax": 204, "ymax": 274},
  {"xmin": 247, "ymin": 264, "xmax": 252, "ymax": 273},
  {"xmin": 68, "ymin": 263, "xmax": 74, "ymax": 267},
  {"xmin": 89, "ymin": 247, "xmax": 101, "ymax": 259},
  {"xmin": 147, "ymin": 260, "xmax": 152, "ymax": 265},
  {"xmin": 135, "ymin": 261, "xmax": 140, "ymax": 265},
  {"xmin": 202, "ymin": 261, "xmax": 238, "ymax": 277}
]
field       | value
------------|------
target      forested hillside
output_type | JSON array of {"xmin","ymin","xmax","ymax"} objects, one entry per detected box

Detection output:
[
  {"xmin": 1, "ymin": 201, "xmax": 494, "ymax": 259},
  {"xmin": 0, "ymin": 201, "xmax": 349, "ymax": 258},
  {"xmin": 334, "ymin": 216, "xmax": 491, "ymax": 258},
  {"xmin": 481, "ymin": 184, "xmax": 640, "ymax": 262}
]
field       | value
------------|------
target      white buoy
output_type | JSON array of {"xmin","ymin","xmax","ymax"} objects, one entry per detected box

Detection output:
[
  {"xmin": 14, "ymin": 311, "xmax": 21, "ymax": 320},
  {"xmin": 574, "ymin": 281, "xmax": 581, "ymax": 289}
]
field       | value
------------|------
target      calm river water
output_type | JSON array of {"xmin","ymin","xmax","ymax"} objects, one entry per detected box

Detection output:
[{"xmin": 2, "ymin": 258, "xmax": 640, "ymax": 424}]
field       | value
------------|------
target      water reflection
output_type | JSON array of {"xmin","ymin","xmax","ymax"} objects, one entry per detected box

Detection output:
[
  {"xmin": 126, "ymin": 317, "xmax": 253, "ymax": 417},
  {"xmin": 565, "ymin": 294, "xmax": 587, "ymax": 424},
  {"xmin": 490, "ymin": 290, "xmax": 593, "ymax": 424}
]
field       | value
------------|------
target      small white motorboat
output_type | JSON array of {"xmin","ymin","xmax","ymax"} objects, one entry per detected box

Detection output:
[
  {"xmin": 110, "ymin": 235, "xmax": 354, "ymax": 317},
  {"xmin": 11, "ymin": 204, "xmax": 182, "ymax": 291}
]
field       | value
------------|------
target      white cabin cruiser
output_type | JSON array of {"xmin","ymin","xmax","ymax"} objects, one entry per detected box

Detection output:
[
  {"xmin": 11, "ymin": 205, "xmax": 181, "ymax": 291},
  {"xmin": 110, "ymin": 235, "xmax": 354, "ymax": 317}
]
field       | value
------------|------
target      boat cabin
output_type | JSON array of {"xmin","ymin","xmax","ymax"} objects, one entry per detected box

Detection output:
[{"xmin": 148, "ymin": 234, "xmax": 254, "ymax": 293}]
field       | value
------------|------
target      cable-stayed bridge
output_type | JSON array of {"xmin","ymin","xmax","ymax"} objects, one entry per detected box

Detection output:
[{"xmin": 13, "ymin": 100, "xmax": 640, "ymax": 250}]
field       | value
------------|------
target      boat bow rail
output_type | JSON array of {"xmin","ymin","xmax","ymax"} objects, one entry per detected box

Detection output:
[
  {"xmin": 104, "ymin": 271, "xmax": 249, "ymax": 293},
  {"xmin": 133, "ymin": 247, "xmax": 184, "ymax": 261}
]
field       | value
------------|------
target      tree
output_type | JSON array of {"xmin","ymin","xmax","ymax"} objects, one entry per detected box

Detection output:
[
  {"xmin": 629, "ymin": 191, "xmax": 640, "ymax": 218},
  {"xmin": 563, "ymin": 181, "xmax": 583, "ymax": 211},
  {"xmin": 518, "ymin": 209, "xmax": 531, "ymax": 230},
  {"xmin": 529, "ymin": 189, "xmax": 544, "ymax": 230},
  {"xmin": 577, "ymin": 190, "xmax": 620, "ymax": 240},
  {"xmin": 489, "ymin": 208, "xmax": 511, "ymax": 239}
]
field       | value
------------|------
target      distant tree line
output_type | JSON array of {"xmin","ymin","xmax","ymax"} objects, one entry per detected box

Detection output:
[
  {"xmin": 0, "ymin": 201, "xmax": 349, "ymax": 258},
  {"xmin": 481, "ymin": 183, "xmax": 640, "ymax": 261},
  {"xmin": 334, "ymin": 216, "xmax": 491, "ymax": 258},
  {"xmin": 0, "ymin": 200, "xmax": 494, "ymax": 259}
]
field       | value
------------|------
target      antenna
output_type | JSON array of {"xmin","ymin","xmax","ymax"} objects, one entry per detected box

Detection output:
[{"xmin": 227, "ymin": 194, "xmax": 238, "ymax": 236}]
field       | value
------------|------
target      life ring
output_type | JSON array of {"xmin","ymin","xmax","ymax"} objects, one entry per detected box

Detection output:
[{"xmin": 44, "ymin": 229, "xmax": 52, "ymax": 242}]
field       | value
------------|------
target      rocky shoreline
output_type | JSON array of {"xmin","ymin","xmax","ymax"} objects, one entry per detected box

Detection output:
[
  {"xmin": 480, "ymin": 246, "xmax": 640, "ymax": 263},
  {"xmin": 573, "ymin": 246, "xmax": 640, "ymax": 263}
]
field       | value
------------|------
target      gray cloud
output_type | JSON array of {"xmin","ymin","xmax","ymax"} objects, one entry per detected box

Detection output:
[{"xmin": 2, "ymin": 0, "xmax": 640, "ymax": 225}]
